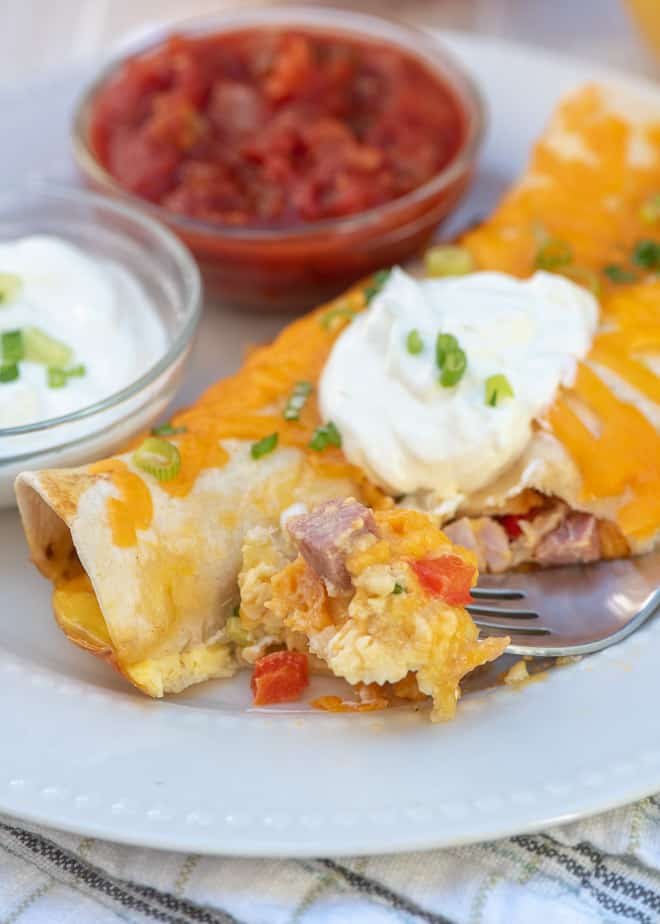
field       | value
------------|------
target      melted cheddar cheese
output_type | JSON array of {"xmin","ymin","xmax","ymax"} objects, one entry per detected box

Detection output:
[{"xmin": 463, "ymin": 84, "xmax": 660, "ymax": 542}]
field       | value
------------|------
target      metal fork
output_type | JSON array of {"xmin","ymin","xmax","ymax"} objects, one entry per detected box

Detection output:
[{"xmin": 467, "ymin": 550, "xmax": 660, "ymax": 656}]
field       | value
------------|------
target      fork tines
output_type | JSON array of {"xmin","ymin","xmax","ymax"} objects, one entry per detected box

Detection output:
[{"xmin": 467, "ymin": 586, "xmax": 551, "ymax": 636}]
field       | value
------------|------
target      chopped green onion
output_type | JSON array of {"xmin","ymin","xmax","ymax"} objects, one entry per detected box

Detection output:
[
  {"xmin": 251, "ymin": 432, "xmax": 279, "ymax": 459},
  {"xmin": 424, "ymin": 245, "xmax": 474, "ymax": 277},
  {"xmin": 392, "ymin": 583, "xmax": 405, "ymax": 595},
  {"xmin": 535, "ymin": 238, "xmax": 573, "ymax": 271},
  {"xmin": 604, "ymin": 264, "xmax": 637, "ymax": 284},
  {"xmin": 151, "ymin": 422, "xmax": 188, "ymax": 437},
  {"xmin": 225, "ymin": 616, "xmax": 251, "ymax": 647},
  {"xmin": 0, "ymin": 363, "xmax": 19, "ymax": 383},
  {"xmin": 320, "ymin": 304, "xmax": 357, "ymax": 330},
  {"xmin": 309, "ymin": 421, "xmax": 342, "ymax": 451},
  {"xmin": 2, "ymin": 329, "xmax": 24, "ymax": 364},
  {"xmin": 439, "ymin": 348, "xmax": 467, "ymax": 388},
  {"xmin": 23, "ymin": 326, "xmax": 73, "ymax": 367},
  {"xmin": 47, "ymin": 365, "xmax": 86, "ymax": 388},
  {"xmin": 485, "ymin": 373, "xmax": 515, "ymax": 407},
  {"xmin": 640, "ymin": 194, "xmax": 660, "ymax": 224},
  {"xmin": 435, "ymin": 332, "xmax": 459, "ymax": 369},
  {"xmin": 133, "ymin": 436, "xmax": 182, "ymax": 481},
  {"xmin": 283, "ymin": 380, "xmax": 313, "ymax": 421},
  {"xmin": 633, "ymin": 239, "xmax": 660, "ymax": 269},
  {"xmin": 326, "ymin": 422, "xmax": 342, "ymax": 447},
  {"xmin": 64, "ymin": 364, "xmax": 86, "ymax": 378},
  {"xmin": 364, "ymin": 268, "xmax": 391, "ymax": 303},
  {"xmin": 406, "ymin": 329, "xmax": 424, "ymax": 355},
  {"xmin": 0, "ymin": 273, "xmax": 22, "ymax": 305},
  {"xmin": 47, "ymin": 367, "xmax": 68, "ymax": 388}
]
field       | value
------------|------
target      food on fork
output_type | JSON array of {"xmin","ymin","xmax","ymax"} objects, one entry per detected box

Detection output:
[
  {"xmin": 14, "ymin": 82, "xmax": 660, "ymax": 716},
  {"xmin": 238, "ymin": 499, "xmax": 507, "ymax": 720}
]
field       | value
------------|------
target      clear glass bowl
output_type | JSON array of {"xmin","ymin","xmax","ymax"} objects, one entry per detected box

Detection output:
[
  {"xmin": 0, "ymin": 184, "xmax": 201, "ymax": 507},
  {"xmin": 72, "ymin": 6, "xmax": 485, "ymax": 312}
]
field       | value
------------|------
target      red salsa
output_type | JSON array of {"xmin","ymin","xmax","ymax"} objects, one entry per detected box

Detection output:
[{"xmin": 89, "ymin": 28, "xmax": 466, "ymax": 229}]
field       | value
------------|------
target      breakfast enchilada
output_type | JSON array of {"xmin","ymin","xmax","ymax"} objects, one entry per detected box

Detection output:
[{"xmin": 15, "ymin": 82, "xmax": 660, "ymax": 717}]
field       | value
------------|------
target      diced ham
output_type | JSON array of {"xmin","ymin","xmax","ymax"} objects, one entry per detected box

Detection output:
[
  {"xmin": 534, "ymin": 512, "xmax": 601, "ymax": 566},
  {"xmin": 443, "ymin": 517, "xmax": 512, "ymax": 573},
  {"xmin": 286, "ymin": 498, "xmax": 378, "ymax": 593}
]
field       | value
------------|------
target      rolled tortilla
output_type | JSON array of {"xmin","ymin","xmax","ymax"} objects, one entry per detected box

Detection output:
[{"xmin": 15, "ymin": 286, "xmax": 379, "ymax": 696}]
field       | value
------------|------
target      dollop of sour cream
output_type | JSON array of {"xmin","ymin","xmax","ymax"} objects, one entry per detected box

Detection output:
[
  {"xmin": 319, "ymin": 267, "xmax": 598, "ymax": 500},
  {"xmin": 0, "ymin": 236, "xmax": 166, "ymax": 428}
]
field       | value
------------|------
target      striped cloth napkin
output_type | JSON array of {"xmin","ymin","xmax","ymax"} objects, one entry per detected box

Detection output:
[{"xmin": 1, "ymin": 796, "xmax": 659, "ymax": 923}]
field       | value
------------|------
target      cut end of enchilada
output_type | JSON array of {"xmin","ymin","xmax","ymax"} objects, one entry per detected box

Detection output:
[{"xmin": 237, "ymin": 499, "xmax": 509, "ymax": 721}]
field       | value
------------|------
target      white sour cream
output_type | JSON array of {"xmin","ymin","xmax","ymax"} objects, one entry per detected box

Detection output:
[
  {"xmin": 319, "ymin": 267, "xmax": 598, "ymax": 500},
  {"xmin": 0, "ymin": 236, "xmax": 166, "ymax": 428}
]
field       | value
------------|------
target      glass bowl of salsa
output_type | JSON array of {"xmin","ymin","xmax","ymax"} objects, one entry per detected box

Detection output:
[{"xmin": 73, "ymin": 6, "xmax": 484, "ymax": 311}]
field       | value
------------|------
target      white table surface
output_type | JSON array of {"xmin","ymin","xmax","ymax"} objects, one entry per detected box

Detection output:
[{"xmin": 1, "ymin": 0, "xmax": 657, "ymax": 90}]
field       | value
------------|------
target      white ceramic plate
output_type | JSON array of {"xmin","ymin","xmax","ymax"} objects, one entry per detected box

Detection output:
[{"xmin": 1, "ymin": 33, "xmax": 660, "ymax": 857}]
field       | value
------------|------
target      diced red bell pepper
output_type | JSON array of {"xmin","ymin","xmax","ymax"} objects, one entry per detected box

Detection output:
[
  {"xmin": 411, "ymin": 554, "xmax": 475, "ymax": 605},
  {"xmin": 499, "ymin": 514, "xmax": 524, "ymax": 539},
  {"xmin": 251, "ymin": 651, "xmax": 309, "ymax": 706},
  {"xmin": 498, "ymin": 510, "xmax": 538, "ymax": 540}
]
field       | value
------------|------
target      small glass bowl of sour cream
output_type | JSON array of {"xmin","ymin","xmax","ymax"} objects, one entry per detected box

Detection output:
[{"xmin": 0, "ymin": 185, "xmax": 201, "ymax": 507}]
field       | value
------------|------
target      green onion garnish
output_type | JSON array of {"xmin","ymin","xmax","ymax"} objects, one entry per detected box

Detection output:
[
  {"xmin": 406, "ymin": 329, "xmax": 424, "ymax": 355},
  {"xmin": 633, "ymin": 239, "xmax": 660, "ymax": 269},
  {"xmin": 535, "ymin": 238, "xmax": 573, "ymax": 271},
  {"xmin": 392, "ymin": 583, "xmax": 405, "ymax": 595},
  {"xmin": 23, "ymin": 326, "xmax": 73, "ymax": 367},
  {"xmin": 320, "ymin": 304, "xmax": 357, "ymax": 330},
  {"xmin": 435, "ymin": 333, "xmax": 459, "ymax": 369},
  {"xmin": 0, "ymin": 363, "xmax": 19, "ymax": 383},
  {"xmin": 65, "ymin": 364, "xmax": 85, "ymax": 378},
  {"xmin": 604, "ymin": 264, "xmax": 637, "ymax": 284},
  {"xmin": 225, "ymin": 616, "xmax": 251, "ymax": 647},
  {"xmin": 133, "ymin": 436, "xmax": 182, "ymax": 481},
  {"xmin": 364, "ymin": 268, "xmax": 391, "ymax": 303},
  {"xmin": 2, "ymin": 329, "xmax": 24, "ymax": 364},
  {"xmin": 0, "ymin": 273, "xmax": 22, "ymax": 305},
  {"xmin": 424, "ymin": 245, "xmax": 474, "ymax": 277},
  {"xmin": 439, "ymin": 348, "xmax": 467, "ymax": 388},
  {"xmin": 151, "ymin": 422, "xmax": 188, "ymax": 437},
  {"xmin": 309, "ymin": 421, "xmax": 342, "ymax": 451},
  {"xmin": 640, "ymin": 194, "xmax": 660, "ymax": 224},
  {"xmin": 47, "ymin": 367, "xmax": 67, "ymax": 388},
  {"xmin": 251, "ymin": 432, "xmax": 279, "ymax": 459},
  {"xmin": 485, "ymin": 373, "xmax": 515, "ymax": 406},
  {"xmin": 283, "ymin": 380, "xmax": 313, "ymax": 421},
  {"xmin": 47, "ymin": 365, "xmax": 86, "ymax": 389}
]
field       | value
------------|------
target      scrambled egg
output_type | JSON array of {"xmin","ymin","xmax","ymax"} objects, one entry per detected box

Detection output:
[{"xmin": 237, "ymin": 508, "xmax": 508, "ymax": 720}]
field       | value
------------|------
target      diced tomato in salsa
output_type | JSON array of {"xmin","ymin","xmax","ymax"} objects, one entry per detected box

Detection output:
[
  {"xmin": 89, "ymin": 28, "xmax": 465, "ymax": 228},
  {"xmin": 251, "ymin": 651, "xmax": 309, "ymax": 706},
  {"xmin": 411, "ymin": 555, "xmax": 475, "ymax": 604}
]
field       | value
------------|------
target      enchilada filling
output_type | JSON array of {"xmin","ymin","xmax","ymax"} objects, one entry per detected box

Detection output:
[{"xmin": 236, "ymin": 498, "xmax": 508, "ymax": 720}]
